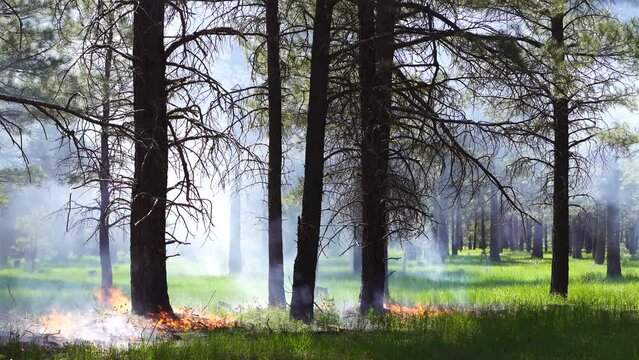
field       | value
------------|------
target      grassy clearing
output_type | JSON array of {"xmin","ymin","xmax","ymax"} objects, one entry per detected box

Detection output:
[
  {"xmin": 2, "ymin": 250, "xmax": 639, "ymax": 312},
  {"xmin": 1, "ymin": 251, "xmax": 639, "ymax": 359}
]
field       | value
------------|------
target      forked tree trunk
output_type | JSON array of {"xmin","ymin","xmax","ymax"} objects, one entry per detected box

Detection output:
[
  {"xmin": 130, "ymin": 0, "xmax": 173, "ymax": 315},
  {"xmin": 266, "ymin": 0, "xmax": 286, "ymax": 307},
  {"xmin": 290, "ymin": 0, "xmax": 334, "ymax": 322},
  {"xmin": 549, "ymin": 14, "xmax": 570, "ymax": 297},
  {"xmin": 360, "ymin": 0, "xmax": 395, "ymax": 315}
]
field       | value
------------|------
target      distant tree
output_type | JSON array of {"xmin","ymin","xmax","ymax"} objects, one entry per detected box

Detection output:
[{"xmin": 489, "ymin": 194, "xmax": 501, "ymax": 262}]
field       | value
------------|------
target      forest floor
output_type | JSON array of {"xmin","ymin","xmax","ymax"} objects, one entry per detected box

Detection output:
[{"xmin": 1, "ymin": 251, "xmax": 639, "ymax": 359}]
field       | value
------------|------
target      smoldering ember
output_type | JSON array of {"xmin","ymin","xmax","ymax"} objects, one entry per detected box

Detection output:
[{"xmin": 2, "ymin": 0, "xmax": 639, "ymax": 359}]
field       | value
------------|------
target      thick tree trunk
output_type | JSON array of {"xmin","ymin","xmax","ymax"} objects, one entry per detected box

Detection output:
[
  {"xmin": 489, "ymin": 195, "xmax": 500, "ymax": 262},
  {"xmin": 130, "ymin": 0, "xmax": 173, "ymax": 315},
  {"xmin": 360, "ymin": 0, "xmax": 395, "ymax": 315},
  {"xmin": 607, "ymin": 161, "xmax": 622, "ymax": 278},
  {"xmin": 98, "ymin": 10, "xmax": 114, "ymax": 295},
  {"xmin": 229, "ymin": 180, "xmax": 242, "ymax": 274},
  {"xmin": 266, "ymin": 0, "xmax": 286, "ymax": 307},
  {"xmin": 532, "ymin": 221, "xmax": 543, "ymax": 259},
  {"xmin": 290, "ymin": 0, "xmax": 334, "ymax": 322},
  {"xmin": 549, "ymin": 14, "xmax": 570, "ymax": 297}
]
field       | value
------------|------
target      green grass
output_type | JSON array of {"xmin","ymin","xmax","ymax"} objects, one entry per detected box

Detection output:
[
  {"xmin": 3, "ymin": 307, "xmax": 639, "ymax": 359},
  {"xmin": 2, "ymin": 250, "xmax": 639, "ymax": 359}
]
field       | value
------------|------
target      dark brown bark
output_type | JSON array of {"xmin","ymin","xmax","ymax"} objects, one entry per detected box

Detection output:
[
  {"xmin": 266, "ymin": 0, "xmax": 286, "ymax": 307},
  {"xmin": 290, "ymin": 0, "xmax": 334, "ymax": 322},
  {"xmin": 130, "ymin": 0, "xmax": 173, "ymax": 315},
  {"xmin": 549, "ymin": 14, "xmax": 570, "ymax": 297},
  {"xmin": 359, "ymin": 0, "xmax": 395, "ymax": 315},
  {"xmin": 489, "ymin": 195, "xmax": 500, "ymax": 262},
  {"xmin": 607, "ymin": 162, "xmax": 622, "ymax": 278}
]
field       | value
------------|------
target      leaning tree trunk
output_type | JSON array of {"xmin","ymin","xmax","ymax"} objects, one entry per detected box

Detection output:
[
  {"xmin": 290, "ymin": 0, "xmax": 334, "ymax": 322},
  {"xmin": 549, "ymin": 14, "xmax": 570, "ymax": 298},
  {"xmin": 98, "ymin": 6, "xmax": 114, "ymax": 295},
  {"xmin": 607, "ymin": 160, "xmax": 622, "ymax": 278},
  {"xmin": 359, "ymin": 0, "xmax": 395, "ymax": 315},
  {"xmin": 266, "ymin": 0, "xmax": 286, "ymax": 307},
  {"xmin": 130, "ymin": 0, "xmax": 173, "ymax": 315},
  {"xmin": 489, "ymin": 195, "xmax": 500, "ymax": 262}
]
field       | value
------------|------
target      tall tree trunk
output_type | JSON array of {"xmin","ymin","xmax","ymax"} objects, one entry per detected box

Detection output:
[
  {"xmin": 266, "ymin": 0, "xmax": 286, "ymax": 307},
  {"xmin": 290, "ymin": 0, "xmax": 334, "ymax": 322},
  {"xmin": 228, "ymin": 178, "xmax": 242, "ymax": 274},
  {"xmin": 360, "ymin": 0, "xmax": 395, "ymax": 315},
  {"xmin": 607, "ymin": 160, "xmax": 622, "ymax": 278},
  {"xmin": 98, "ymin": 5, "xmax": 114, "ymax": 295},
  {"xmin": 549, "ymin": 14, "xmax": 570, "ymax": 297},
  {"xmin": 130, "ymin": 0, "xmax": 173, "ymax": 315},
  {"xmin": 532, "ymin": 220, "xmax": 543, "ymax": 259},
  {"xmin": 489, "ymin": 195, "xmax": 500, "ymax": 262}
]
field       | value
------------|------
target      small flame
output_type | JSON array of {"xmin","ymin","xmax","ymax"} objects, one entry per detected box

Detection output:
[
  {"xmin": 40, "ymin": 310, "xmax": 77, "ymax": 337},
  {"xmin": 152, "ymin": 307, "xmax": 236, "ymax": 332},
  {"xmin": 384, "ymin": 303, "xmax": 467, "ymax": 318},
  {"xmin": 93, "ymin": 287, "xmax": 130, "ymax": 313}
]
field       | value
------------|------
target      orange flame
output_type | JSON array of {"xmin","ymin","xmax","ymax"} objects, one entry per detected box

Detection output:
[
  {"xmin": 93, "ymin": 287, "xmax": 130, "ymax": 313},
  {"xmin": 40, "ymin": 310, "xmax": 77, "ymax": 337},
  {"xmin": 384, "ymin": 303, "xmax": 466, "ymax": 318},
  {"xmin": 152, "ymin": 307, "xmax": 236, "ymax": 332}
]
